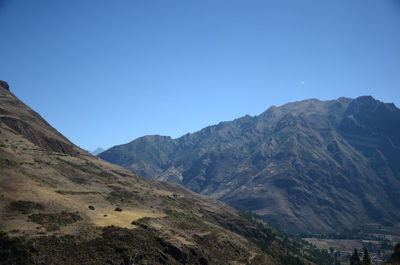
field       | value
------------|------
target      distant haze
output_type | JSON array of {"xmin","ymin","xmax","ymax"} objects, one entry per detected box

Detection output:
[{"xmin": 90, "ymin": 147, "xmax": 105, "ymax": 156}]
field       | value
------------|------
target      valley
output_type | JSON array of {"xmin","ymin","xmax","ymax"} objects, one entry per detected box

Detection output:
[
  {"xmin": 2, "ymin": 1, "xmax": 399, "ymax": 264},
  {"xmin": 0, "ymin": 81, "xmax": 337, "ymax": 264},
  {"xmin": 0, "ymin": 80, "xmax": 398, "ymax": 264},
  {"xmin": 98, "ymin": 95, "xmax": 400, "ymax": 264}
]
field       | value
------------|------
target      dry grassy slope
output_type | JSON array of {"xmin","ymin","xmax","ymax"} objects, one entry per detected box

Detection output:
[{"xmin": 0, "ymin": 82, "xmax": 305, "ymax": 264}]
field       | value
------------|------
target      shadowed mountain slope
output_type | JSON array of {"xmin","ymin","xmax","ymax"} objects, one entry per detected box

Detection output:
[
  {"xmin": 99, "ymin": 96, "xmax": 400, "ymax": 234},
  {"xmin": 0, "ymin": 81, "xmax": 335, "ymax": 264}
]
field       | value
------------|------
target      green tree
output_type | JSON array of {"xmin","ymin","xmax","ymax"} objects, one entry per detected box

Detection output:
[
  {"xmin": 350, "ymin": 248, "xmax": 361, "ymax": 265},
  {"xmin": 0, "ymin": 232, "xmax": 32, "ymax": 264},
  {"xmin": 388, "ymin": 243, "xmax": 400, "ymax": 264},
  {"xmin": 362, "ymin": 246, "xmax": 372, "ymax": 265}
]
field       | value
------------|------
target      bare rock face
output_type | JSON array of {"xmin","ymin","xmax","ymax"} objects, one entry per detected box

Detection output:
[
  {"xmin": 0, "ymin": 80, "xmax": 10, "ymax": 91},
  {"xmin": 100, "ymin": 96, "xmax": 400, "ymax": 234}
]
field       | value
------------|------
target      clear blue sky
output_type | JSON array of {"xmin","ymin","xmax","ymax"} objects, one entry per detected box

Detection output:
[{"xmin": 1, "ymin": 0, "xmax": 400, "ymax": 151}]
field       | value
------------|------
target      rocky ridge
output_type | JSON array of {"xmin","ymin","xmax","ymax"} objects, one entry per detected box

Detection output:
[{"xmin": 99, "ymin": 96, "xmax": 400, "ymax": 234}]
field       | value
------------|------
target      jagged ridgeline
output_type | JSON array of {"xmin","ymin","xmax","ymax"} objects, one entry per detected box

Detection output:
[
  {"xmin": 99, "ymin": 95, "xmax": 400, "ymax": 235},
  {"xmin": 0, "ymin": 81, "xmax": 334, "ymax": 264}
]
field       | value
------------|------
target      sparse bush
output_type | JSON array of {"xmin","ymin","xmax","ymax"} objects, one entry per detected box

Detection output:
[
  {"xmin": 28, "ymin": 212, "xmax": 82, "ymax": 231},
  {"xmin": 8, "ymin": 200, "xmax": 44, "ymax": 214},
  {"xmin": 0, "ymin": 232, "xmax": 32, "ymax": 264}
]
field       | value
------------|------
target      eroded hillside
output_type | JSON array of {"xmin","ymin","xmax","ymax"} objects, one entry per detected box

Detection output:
[
  {"xmin": 99, "ymin": 96, "xmax": 400, "ymax": 235},
  {"xmin": 0, "ymin": 81, "xmax": 332, "ymax": 264}
]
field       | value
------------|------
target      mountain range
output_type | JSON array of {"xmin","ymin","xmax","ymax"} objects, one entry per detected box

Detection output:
[
  {"xmin": 99, "ymin": 96, "xmax": 400, "ymax": 234},
  {"xmin": 0, "ymin": 81, "xmax": 335, "ymax": 264}
]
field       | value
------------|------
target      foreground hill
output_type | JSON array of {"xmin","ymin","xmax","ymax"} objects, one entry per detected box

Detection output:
[
  {"xmin": 99, "ymin": 96, "xmax": 400, "ymax": 234},
  {"xmin": 0, "ymin": 81, "xmax": 334, "ymax": 264}
]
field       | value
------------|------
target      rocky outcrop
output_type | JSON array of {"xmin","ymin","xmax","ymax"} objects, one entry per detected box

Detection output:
[{"xmin": 0, "ymin": 80, "xmax": 10, "ymax": 91}]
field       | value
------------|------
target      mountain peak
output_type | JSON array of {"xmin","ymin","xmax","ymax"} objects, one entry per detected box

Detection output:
[
  {"xmin": 355, "ymin": 95, "xmax": 374, "ymax": 100},
  {"xmin": 90, "ymin": 147, "xmax": 105, "ymax": 155},
  {"xmin": 0, "ymin": 80, "xmax": 10, "ymax": 91},
  {"xmin": 353, "ymin": 95, "xmax": 377, "ymax": 105}
]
